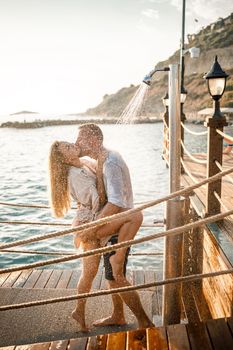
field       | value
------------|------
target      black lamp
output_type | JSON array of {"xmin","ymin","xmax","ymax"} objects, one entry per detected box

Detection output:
[
  {"xmin": 180, "ymin": 86, "xmax": 187, "ymax": 104},
  {"xmin": 162, "ymin": 92, "xmax": 169, "ymax": 108},
  {"xmin": 204, "ymin": 56, "xmax": 229, "ymax": 118}
]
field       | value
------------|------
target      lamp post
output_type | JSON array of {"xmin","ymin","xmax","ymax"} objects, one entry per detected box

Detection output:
[
  {"xmin": 204, "ymin": 55, "xmax": 229, "ymax": 118},
  {"xmin": 180, "ymin": 0, "xmax": 186, "ymax": 113},
  {"xmin": 204, "ymin": 56, "xmax": 229, "ymax": 215},
  {"xmin": 162, "ymin": 92, "xmax": 169, "ymax": 164}
]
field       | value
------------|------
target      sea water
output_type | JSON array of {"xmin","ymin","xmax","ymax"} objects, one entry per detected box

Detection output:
[{"xmin": 0, "ymin": 122, "xmax": 208, "ymax": 271}]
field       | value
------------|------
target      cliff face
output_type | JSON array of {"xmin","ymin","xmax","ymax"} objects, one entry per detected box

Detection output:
[{"xmin": 85, "ymin": 13, "xmax": 233, "ymax": 118}]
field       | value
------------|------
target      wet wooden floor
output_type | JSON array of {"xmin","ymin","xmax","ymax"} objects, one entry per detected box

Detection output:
[{"xmin": 0, "ymin": 316, "xmax": 232, "ymax": 349}]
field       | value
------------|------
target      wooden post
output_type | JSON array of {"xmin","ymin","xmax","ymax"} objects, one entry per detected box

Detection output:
[
  {"xmin": 162, "ymin": 64, "xmax": 184, "ymax": 326},
  {"xmin": 162, "ymin": 197, "xmax": 185, "ymax": 325},
  {"xmin": 204, "ymin": 115, "xmax": 227, "ymax": 215}
]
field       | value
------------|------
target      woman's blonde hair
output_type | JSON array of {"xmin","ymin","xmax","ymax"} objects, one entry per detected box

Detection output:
[{"xmin": 49, "ymin": 141, "xmax": 70, "ymax": 217}]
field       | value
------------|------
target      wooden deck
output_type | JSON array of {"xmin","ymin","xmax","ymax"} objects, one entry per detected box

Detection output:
[{"xmin": 0, "ymin": 316, "xmax": 232, "ymax": 349}]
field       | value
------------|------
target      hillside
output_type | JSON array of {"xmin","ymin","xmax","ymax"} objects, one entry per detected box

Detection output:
[{"xmin": 85, "ymin": 13, "xmax": 233, "ymax": 119}]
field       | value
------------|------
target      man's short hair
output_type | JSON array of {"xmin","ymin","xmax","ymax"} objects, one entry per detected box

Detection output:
[{"xmin": 79, "ymin": 123, "xmax": 103, "ymax": 142}]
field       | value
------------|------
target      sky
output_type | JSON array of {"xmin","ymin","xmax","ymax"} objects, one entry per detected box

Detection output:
[{"xmin": 0, "ymin": 0, "xmax": 232, "ymax": 115}]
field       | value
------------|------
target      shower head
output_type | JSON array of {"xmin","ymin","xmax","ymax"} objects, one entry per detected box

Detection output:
[
  {"xmin": 142, "ymin": 74, "xmax": 152, "ymax": 86},
  {"xmin": 142, "ymin": 67, "xmax": 169, "ymax": 86}
]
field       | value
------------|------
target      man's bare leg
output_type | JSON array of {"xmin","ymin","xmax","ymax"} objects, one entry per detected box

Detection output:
[
  {"xmin": 72, "ymin": 241, "xmax": 100, "ymax": 331},
  {"xmin": 92, "ymin": 293, "xmax": 126, "ymax": 326},
  {"xmin": 108, "ymin": 278, "xmax": 154, "ymax": 329}
]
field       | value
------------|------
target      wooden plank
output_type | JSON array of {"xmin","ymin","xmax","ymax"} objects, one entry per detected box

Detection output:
[
  {"xmin": 13, "ymin": 269, "xmax": 32, "ymax": 288},
  {"xmin": 186, "ymin": 322, "xmax": 212, "ymax": 350},
  {"xmin": 206, "ymin": 318, "xmax": 233, "ymax": 350},
  {"xmin": 146, "ymin": 327, "xmax": 168, "ymax": 350},
  {"xmin": 134, "ymin": 270, "xmax": 144, "ymax": 286},
  {"xmin": 0, "ymin": 347, "xmax": 15, "ymax": 350},
  {"xmin": 16, "ymin": 342, "xmax": 50, "ymax": 350},
  {"xmin": 69, "ymin": 337, "xmax": 88, "ymax": 350},
  {"xmin": 0, "ymin": 273, "xmax": 11, "ymax": 287},
  {"xmin": 50, "ymin": 340, "xmax": 69, "ymax": 350},
  {"xmin": 182, "ymin": 283, "xmax": 201, "ymax": 324},
  {"xmin": 34, "ymin": 270, "xmax": 53, "ymax": 289},
  {"xmin": 1, "ymin": 271, "xmax": 22, "ymax": 288},
  {"xmin": 67, "ymin": 270, "xmax": 82, "ymax": 289},
  {"xmin": 167, "ymin": 324, "xmax": 190, "ymax": 350},
  {"xmin": 56, "ymin": 270, "xmax": 73, "ymax": 289},
  {"xmin": 155, "ymin": 271, "xmax": 163, "ymax": 316},
  {"xmin": 86, "ymin": 335, "xmax": 107, "ymax": 350},
  {"xmin": 202, "ymin": 246, "xmax": 232, "ymax": 317},
  {"xmin": 23, "ymin": 270, "xmax": 43, "ymax": 289},
  {"xmin": 191, "ymin": 284, "xmax": 212, "ymax": 322},
  {"xmin": 45, "ymin": 270, "xmax": 63, "ymax": 289},
  {"xmin": 100, "ymin": 272, "xmax": 107, "ymax": 290},
  {"xmin": 126, "ymin": 269, "xmax": 133, "ymax": 284},
  {"xmin": 92, "ymin": 270, "xmax": 103, "ymax": 290},
  {"xmin": 144, "ymin": 270, "xmax": 156, "ymax": 291},
  {"xmin": 126, "ymin": 329, "xmax": 146, "ymax": 350},
  {"xmin": 106, "ymin": 331, "xmax": 126, "ymax": 350}
]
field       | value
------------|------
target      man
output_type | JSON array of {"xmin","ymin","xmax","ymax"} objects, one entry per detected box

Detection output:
[{"xmin": 74, "ymin": 123, "xmax": 153, "ymax": 329}]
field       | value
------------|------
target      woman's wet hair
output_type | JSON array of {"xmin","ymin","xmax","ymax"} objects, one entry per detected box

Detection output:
[{"xmin": 48, "ymin": 141, "xmax": 70, "ymax": 217}]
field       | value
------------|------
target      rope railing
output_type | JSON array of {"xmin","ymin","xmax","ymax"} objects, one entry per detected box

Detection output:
[
  {"xmin": 0, "ymin": 220, "xmax": 70, "ymax": 227},
  {"xmin": 216, "ymin": 129, "xmax": 233, "ymax": 143},
  {"xmin": 0, "ymin": 267, "xmax": 232, "ymax": 312},
  {"xmin": 0, "ymin": 200, "xmax": 150, "ymax": 210},
  {"xmin": 215, "ymin": 160, "xmax": 233, "ymax": 185},
  {"xmin": 181, "ymin": 122, "xmax": 208, "ymax": 136},
  {"xmin": 181, "ymin": 140, "xmax": 207, "ymax": 164},
  {"xmin": 0, "ymin": 248, "xmax": 163, "ymax": 257},
  {"xmin": 180, "ymin": 158, "xmax": 199, "ymax": 184},
  {"xmin": 1, "ymin": 207, "xmax": 233, "ymax": 275},
  {"xmin": 0, "ymin": 220, "xmax": 163, "ymax": 228},
  {"xmin": 1, "ymin": 165, "xmax": 233, "ymax": 252},
  {"xmin": 213, "ymin": 191, "xmax": 231, "ymax": 213}
]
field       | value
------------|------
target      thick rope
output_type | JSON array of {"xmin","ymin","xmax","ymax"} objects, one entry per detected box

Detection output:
[
  {"xmin": 181, "ymin": 122, "xmax": 208, "ymax": 136},
  {"xmin": 0, "ymin": 268, "xmax": 232, "ymax": 312},
  {"xmin": 213, "ymin": 191, "xmax": 231, "ymax": 213},
  {"xmin": 181, "ymin": 140, "xmax": 207, "ymax": 164},
  {"xmin": 0, "ymin": 201, "xmax": 77, "ymax": 210},
  {"xmin": 1, "ymin": 208, "xmax": 233, "ymax": 275},
  {"xmin": 215, "ymin": 160, "xmax": 233, "ymax": 185},
  {"xmin": 180, "ymin": 158, "xmax": 199, "ymax": 184},
  {"xmin": 0, "ymin": 220, "xmax": 163, "ymax": 228},
  {"xmin": 216, "ymin": 129, "xmax": 233, "ymax": 143},
  {"xmin": 1, "ymin": 165, "xmax": 233, "ymax": 252},
  {"xmin": 0, "ymin": 220, "xmax": 70, "ymax": 227},
  {"xmin": 0, "ymin": 248, "xmax": 163, "ymax": 257}
]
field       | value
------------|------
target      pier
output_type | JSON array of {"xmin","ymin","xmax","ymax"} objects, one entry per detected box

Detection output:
[{"xmin": 1, "ymin": 62, "xmax": 233, "ymax": 348}]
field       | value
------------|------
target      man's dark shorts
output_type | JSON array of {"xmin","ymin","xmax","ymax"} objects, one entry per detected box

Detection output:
[{"xmin": 103, "ymin": 235, "xmax": 130, "ymax": 280}]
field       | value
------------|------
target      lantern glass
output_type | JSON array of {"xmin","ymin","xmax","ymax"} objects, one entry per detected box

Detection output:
[
  {"xmin": 180, "ymin": 92, "xmax": 187, "ymax": 104},
  {"xmin": 208, "ymin": 77, "xmax": 225, "ymax": 97},
  {"xmin": 163, "ymin": 97, "xmax": 169, "ymax": 107}
]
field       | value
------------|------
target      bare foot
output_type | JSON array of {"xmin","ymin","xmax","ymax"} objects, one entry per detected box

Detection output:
[
  {"xmin": 72, "ymin": 309, "xmax": 89, "ymax": 332},
  {"xmin": 138, "ymin": 320, "xmax": 155, "ymax": 329},
  {"xmin": 92, "ymin": 316, "xmax": 126, "ymax": 327}
]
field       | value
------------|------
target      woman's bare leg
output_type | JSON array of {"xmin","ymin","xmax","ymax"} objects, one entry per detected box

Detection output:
[
  {"xmin": 72, "ymin": 240, "xmax": 100, "ymax": 331},
  {"xmin": 110, "ymin": 211, "xmax": 143, "ymax": 279}
]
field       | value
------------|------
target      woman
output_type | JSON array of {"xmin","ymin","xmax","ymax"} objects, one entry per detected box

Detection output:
[
  {"xmin": 49, "ymin": 140, "xmax": 106, "ymax": 331},
  {"xmin": 49, "ymin": 141, "xmax": 143, "ymax": 331}
]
